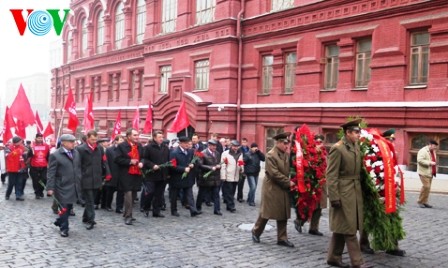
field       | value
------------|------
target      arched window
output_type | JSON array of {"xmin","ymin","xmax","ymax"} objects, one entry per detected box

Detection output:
[
  {"xmin": 80, "ymin": 17, "xmax": 88, "ymax": 57},
  {"xmin": 66, "ymin": 31, "xmax": 72, "ymax": 63},
  {"xmin": 115, "ymin": 2, "xmax": 125, "ymax": 49},
  {"xmin": 135, "ymin": 0, "xmax": 146, "ymax": 44},
  {"xmin": 96, "ymin": 10, "xmax": 104, "ymax": 54}
]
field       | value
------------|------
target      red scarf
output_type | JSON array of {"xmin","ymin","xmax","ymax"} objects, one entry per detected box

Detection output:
[
  {"xmin": 430, "ymin": 150, "xmax": 436, "ymax": 176},
  {"xmin": 127, "ymin": 142, "xmax": 141, "ymax": 175}
]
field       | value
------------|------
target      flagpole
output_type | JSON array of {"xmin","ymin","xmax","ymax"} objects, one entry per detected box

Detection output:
[{"xmin": 57, "ymin": 110, "xmax": 65, "ymax": 140}]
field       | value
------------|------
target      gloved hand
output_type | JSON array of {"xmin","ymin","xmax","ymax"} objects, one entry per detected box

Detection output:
[{"xmin": 331, "ymin": 200, "xmax": 342, "ymax": 208}]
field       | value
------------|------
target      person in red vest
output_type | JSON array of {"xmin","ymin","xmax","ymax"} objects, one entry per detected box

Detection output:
[
  {"xmin": 28, "ymin": 133, "xmax": 50, "ymax": 199},
  {"xmin": 5, "ymin": 136, "xmax": 29, "ymax": 201}
]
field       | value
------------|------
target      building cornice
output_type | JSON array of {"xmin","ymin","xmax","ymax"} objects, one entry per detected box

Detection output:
[{"xmin": 242, "ymin": 0, "xmax": 441, "ymax": 40}]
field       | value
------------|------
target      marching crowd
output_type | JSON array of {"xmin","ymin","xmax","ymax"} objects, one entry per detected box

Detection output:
[{"xmin": 0, "ymin": 118, "xmax": 439, "ymax": 268}]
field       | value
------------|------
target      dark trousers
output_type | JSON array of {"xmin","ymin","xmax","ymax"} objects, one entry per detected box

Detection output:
[
  {"xmin": 1, "ymin": 173, "xmax": 6, "ymax": 183},
  {"xmin": 222, "ymin": 181, "xmax": 238, "ymax": 210},
  {"xmin": 29, "ymin": 166, "xmax": 47, "ymax": 197},
  {"xmin": 169, "ymin": 186, "xmax": 197, "ymax": 214},
  {"xmin": 6, "ymin": 172, "xmax": 25, "ymax": 198},
  {"xmin": 142, "ymin": 180, "xmax": 166, "ymax": 215},
  {"xmin": 237, "ymin": 174, "xmax": 246, "ymax": 201},
  {"xmin": 55, "ymin": 203, "xmax": 73, "ymax": 232},
  {"xmin": 197, "ymin": 185, "xmax": 221, "ymax": 213},
  {"xmin": 94, "ymin": 187, "xmax": 106, "ymax": 208},
  {"xmin": 82, "ymin": 189, "xmax": 98, "ymax": 223},
  {"xmin": 104, "ymin": 185, "xmax": 124, "ymax": 211}
]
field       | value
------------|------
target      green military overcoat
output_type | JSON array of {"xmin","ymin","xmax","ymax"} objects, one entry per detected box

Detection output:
[
  {"xmin": 326, "ymin": 136, "xmax": 363, "ymax": 235},
  {"xmin": 259, "ymin": 146, "xmax": 291, "ymax": 220}
]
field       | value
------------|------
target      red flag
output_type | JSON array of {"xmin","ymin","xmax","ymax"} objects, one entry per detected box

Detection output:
[
  {"xmin": 64, "ymin": 88, "xmax": 79, "ymax": 133},
  {"xmin": 6, "ymin": 106, "xmax": 16, "ymax": 129},
  {"xmin": 10, "ymin": 84, "xmax": 35, "ymax": 126},
  {"xmin": 35, "ymin": 111, "xmax": 44, "ymax": 133},
  {"xmin": 132, "ymin": 107, "xmax": 140, "ymax": 130},
  {"xmin": 15, "ymin": 119, "xmax": 26, "ymax": 138},
  {"xmin": 2, "ymin": 106, "xmax": 14, "ymax": 143},
  {"xmin": 111, "ymin": 111, "xmax": 122, "ymax": 140},
  {"xmin": 83, "ymin": 91, "xmax": 94, "ymax": 131},
  {"xmin": 43, "ymin": 122, "xmax": 54, "ymax": 138},
  {"xmin": 143, "ymin": 101, "xmax": 153, "ymax": 134},
  {"xmin": 169, "ymin": 100, "xmax": 190, "ymax": 133}
]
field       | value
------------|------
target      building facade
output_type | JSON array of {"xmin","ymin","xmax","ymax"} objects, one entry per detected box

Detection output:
[{"xmin": 51, "ymin": 0, "xmax": 448, "ymax": 173}]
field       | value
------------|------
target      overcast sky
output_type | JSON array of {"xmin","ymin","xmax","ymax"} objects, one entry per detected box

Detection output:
[{"xmin": 0, "ymin": 0, "xmax": 70, "ymax": 92}]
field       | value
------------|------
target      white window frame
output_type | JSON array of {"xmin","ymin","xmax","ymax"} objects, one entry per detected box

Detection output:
[
  {"xmin": 159, "ymin": 65, "xmax": 172, "ymax": 93},
  {"xmin": 271, "ymin": 0, "xmax": 294, "ymax": 12},
  {"xmin": 115, "ymin": 2, "xmax": 125, "ymax": 49},
  {"xmin": 194, "ymin": 60, "xmax": 210, "ymax": 91},
  {"xmin": 324, "ymin": 44, "xmax": 339, "ymax": 89},
  {"xmin": 409, "ymin": 31, "xmax": 430, "ymax": 85},
  {"xmin": 262, "ymin": 55, "xmax": 274, "ymax": 94},
  {"xmin": 136, "ymin": 0, "xmax": 146, "ymax": 44},
  {"xmin": 284, "ymin": 52, "xmax": 296, "ymax": 93},
  {"xmin": 96, "ymin": 10, "xmax": 104, "ymax": 54},
  {"xmin": 162, "ymin": 0, "xmax": 177, "ymax": 34},
  {"xmin": 196, "ymin": 0, "xmax": 215, "ymax": 25},
  {"xmin": 355, "ymin": 38, "xmax": 372, "ymax": 88}
]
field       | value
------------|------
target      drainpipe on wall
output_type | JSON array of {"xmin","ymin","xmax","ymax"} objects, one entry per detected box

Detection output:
[{"xmin": 236, "ymin": 0, "xmax": 245, "ymax": 141}]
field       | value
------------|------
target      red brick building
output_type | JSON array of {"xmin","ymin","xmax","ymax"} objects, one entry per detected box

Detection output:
[{"xmin": 51, "ymin": 0, "xmax": 448, "ymax": 173}]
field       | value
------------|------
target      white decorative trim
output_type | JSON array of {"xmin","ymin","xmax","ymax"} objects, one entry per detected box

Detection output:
[
  {"xmin": 184, "ymin": 92, "xmax": 203, "ymax": 103},
  {"xmin": 52, "ymin": 101, "xmax": 448, "ymax": 113}
]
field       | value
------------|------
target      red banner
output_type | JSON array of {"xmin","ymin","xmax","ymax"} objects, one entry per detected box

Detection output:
[
  {"xmin": 295, "ymin": 140, "xmax": 306, "ymax": 193},
  {"xmin": 375, "ymin": 135, "xmax": 396, "ymax": 214}
]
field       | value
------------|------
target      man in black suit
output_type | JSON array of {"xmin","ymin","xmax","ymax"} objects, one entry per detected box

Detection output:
[
  {"xmin": 141, "ymin": 130, "xmax": 170, "ymax": 218},
  {"xmin": 168, "ymin": 136, "xmax": 201, "ymax": 217}
]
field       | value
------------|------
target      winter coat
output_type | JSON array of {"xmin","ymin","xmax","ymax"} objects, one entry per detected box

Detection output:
[
  {"xmin": 105, "ymin": 146, "xmax": 121, "ymax": 187},
  {"xmin": 76, "ymin": 143, "xmax": 110, "ymax": 190},
  {"xmin": 326, "ymin": 136, "xmax": 363, "ymax": 235},
  {"xmin": 169, "ymin": 147, "xmax": 195, "ymax": 188},
  {"xmin": 259, "ymin": 146, "xmax": 291, "ymax": 220},
  {"xmin": 197, "ymin": 149, "xmax": 221, "ymax": 187},
  {"xmin": 243, "ymin": 150, "xmax": 265, "ymax": 176},
  {"xmin": 142, "ymin": 141, "xmax": 170, "ymax": 181},
  {"xmin": 115, "ymin": 141, "xmax": 144, "ymax": 192},
  {"xmin": 417, "ymin": 145, "xmax": 437, "ymax": 178},
  {"xmin": 220, "ymin": 150, "xmax": 243, "ymax": 182},
  {"xmin": 46, "ymin": 147, "xmax": 82, "ymax": 204}
]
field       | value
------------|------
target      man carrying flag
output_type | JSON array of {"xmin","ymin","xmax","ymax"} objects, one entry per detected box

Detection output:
[{"xmin": 28, "ymin": 133, "xmax": 50, "ymax": 199}]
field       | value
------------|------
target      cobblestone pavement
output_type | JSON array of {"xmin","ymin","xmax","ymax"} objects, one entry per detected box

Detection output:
[{"xmin": 1, "ymin": 179, "xmax": 447, "ymax": 268}]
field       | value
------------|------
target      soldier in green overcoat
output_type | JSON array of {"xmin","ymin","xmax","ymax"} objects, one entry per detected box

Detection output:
[{"xmin": 326, "ymin": 119, "xmax": 371, "ymax": 268}]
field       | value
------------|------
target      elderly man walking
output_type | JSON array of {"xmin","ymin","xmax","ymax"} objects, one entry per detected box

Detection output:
[
  {"xmin": 47, "ymin": 134, "xmax": 81, "ymax": 237},
  {"xmin": 417, "ymin": 140, "xmax": 438, "ymax": 208}
]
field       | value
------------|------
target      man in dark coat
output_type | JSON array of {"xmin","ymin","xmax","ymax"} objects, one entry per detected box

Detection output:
[
  {"xmin": 197, "ymin": 139, "xmax": 222, "ymax": 215},
  {"xmin": 243, "ymin": 142, "xmax": 265, "ymax": 206},
  {"xmin": 105, "ymin": 135, "xmax": 125, "ymax": 213},
  {"xmin": 141, "ymin": 130, "xmax": 170, "ymax": 218},
  {"xmin": 47, "ymin": 134, "xmax": 81, "ymax": 237},
  {"xmin": 115, "ymin": 128, "xmax": 144, "ymax": 225},
  {"xmin": 168, "ymin": 136, "xmax": 201, "ymax": 217},
  {"xmin": 77, "ymin": 130, "xmax": 110, "ymax": 230}
]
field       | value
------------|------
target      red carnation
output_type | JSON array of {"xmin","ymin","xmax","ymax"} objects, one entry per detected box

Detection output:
[
  {"xmin": 170, "ymin": 158, "xmax": 177, "ymax": 168},
  {"xmin": 374, "ymin": 166, "xmax": 381, "ymax": 173},
  {"xmin": 223, "ymin": 157, "xmax": 228, "ymax": 165},
  {"xmin": 238, "ymin": 160, "xmax": 244, "ymax": 166},
  {"xmin": 194, "ymin": 151, "xmax": 204, "ymax": 158}
]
